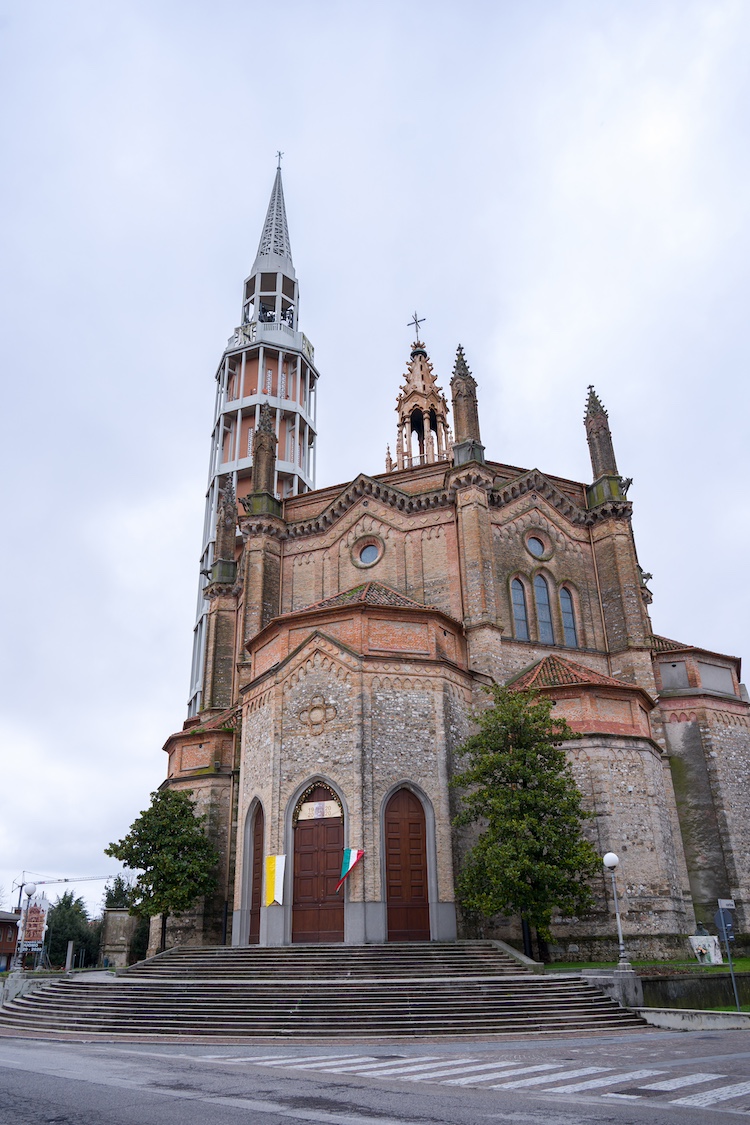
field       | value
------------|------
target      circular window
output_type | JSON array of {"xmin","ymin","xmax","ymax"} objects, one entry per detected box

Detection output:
[
  {"xmin": 352, "ymin": 535, "xmax": 384, "ymax": 569},
  {"xmin": 527, "ymin": 536, "xmax": 545, "ymax": 558}
]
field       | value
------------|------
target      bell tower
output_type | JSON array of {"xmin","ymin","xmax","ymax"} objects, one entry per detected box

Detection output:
[
  {"xmin": 392, "ymin": 338, "xmax": 450, "ymax": 470},
  {"xmin": 188, "ymin": 161, "xmax": 321, "ymax": 715}
]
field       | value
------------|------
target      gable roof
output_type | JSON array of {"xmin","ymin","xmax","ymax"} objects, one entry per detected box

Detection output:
[
  {"xmin": 506, "ymin": 653, "xmax": 640, "ymax": 692},
  {"xmin": 649, "ymin": 634, "xmax": 691, "ymax": 653},
  {"xmin": 305, "ymin": 582, "xmax": 432, "ymax": 612}
]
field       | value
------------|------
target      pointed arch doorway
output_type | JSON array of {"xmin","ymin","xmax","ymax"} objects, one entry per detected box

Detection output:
[
  {"xmin": 248, "ymin": 804, "xmax": 264, "ymax": 945},
  {"xmin": 292, "ymin": 784, "xmax": 344, "ymax": 943},
  {"xmin": 385, "ymin": 788, "xmax": 431, "ymax": 941}
]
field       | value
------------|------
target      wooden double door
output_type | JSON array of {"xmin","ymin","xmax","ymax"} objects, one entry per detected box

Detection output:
[
  {"xmin": 292, "ymin": 789, "xmax": 345, "ymax": 943},
  {"xmin": 385, "ymin": 788, "xmax": 431, "ymax": 941}
]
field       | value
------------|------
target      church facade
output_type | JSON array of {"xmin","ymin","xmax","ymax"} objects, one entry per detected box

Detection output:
[{"xmin": 155, "ymin": 169, "xmax": 750, "ymax": 959}]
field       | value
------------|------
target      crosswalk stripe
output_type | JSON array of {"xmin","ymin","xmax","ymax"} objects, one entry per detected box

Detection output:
[
  {"xmin": 671, "ymin": 1080, "xmax": 750, "ymax": 1107},
  {"xmin": 217, "ymin": 1054, "xmax": 311, "ymax": 1064},
  {"xmin": 320, "ymin": 1057, "xmax": 442, "ymax": 1075},
  {"xmin": 255, "ymin": 1054, "xmax": 357, "ymax": 1066},
  {"xmin": 286, "ymin": 1056, "xmax": 379, "ymax": 1070},
  {"xmin": 350, "ymin": 1059, "xmax": 478, "ymax": 1078},
  {"xmin": 640, "ymin": 1073, "xmax": 726, "ymax": 1092},
  {"xmin": 402, "ymin": 1061, "xmax": 520, "ymax": 1083},
  {"xmin": 446, "ymin": 1064, "xmax": 565, "ymax": 1087},
  {"xmin": 550, "ymin": 1069, "xmax": 665, "ymax": 1093},
  {"xmin": 495, "ymin": 1067, "xmax": 610, "ymax": 1089}
]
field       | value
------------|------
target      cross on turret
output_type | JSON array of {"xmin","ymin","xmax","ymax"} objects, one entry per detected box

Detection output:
[{"xmin": 408, "ymin": 311, "xmax": 425, "ymax": 340}]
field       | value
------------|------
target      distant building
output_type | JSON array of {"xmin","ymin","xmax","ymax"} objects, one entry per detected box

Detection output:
[
  {"xmin": 154, "ymin": 168, "xmax": 750, "ymax": 959},
  {"xmin": 0, "ymin": 911, "xmax": 20, "ymax": 971}
]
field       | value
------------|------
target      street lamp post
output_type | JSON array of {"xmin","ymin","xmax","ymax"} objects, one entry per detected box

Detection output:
[
  {"xmin": 10, "ymin": 883, "xmax": 36, "ymax": 972},
  {"xmin": 602, "ymin": 853, "xmax": 631, "ymax": 969}
]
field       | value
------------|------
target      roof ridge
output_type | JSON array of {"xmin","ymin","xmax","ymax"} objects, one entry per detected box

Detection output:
[
  {"xmin": 649, "ymin": 633, "xmax": 691, "ymax": 652},
  {"xmin": 507, "ymin": 652, "xmax": 638, "ymax": 691},
  {"xmin": 300, "ymin": 581, "xmax": 433, "ymax": 613}
]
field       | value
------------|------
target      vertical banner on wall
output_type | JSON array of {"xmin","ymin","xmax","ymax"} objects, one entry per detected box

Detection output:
[{"xmin": 264, "ymin": 855, "xmax": 286, "ymax": 906}]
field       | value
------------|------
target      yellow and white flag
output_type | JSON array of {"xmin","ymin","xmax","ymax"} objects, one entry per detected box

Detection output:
[{"xmin": 264, "ymin": 854, "xmax": 286, "ymax": 906}]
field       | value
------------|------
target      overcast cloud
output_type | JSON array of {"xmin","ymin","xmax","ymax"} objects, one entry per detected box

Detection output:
[{"xmin": 1, "ymin": 0, "xmax": 748, "ymax": 915}]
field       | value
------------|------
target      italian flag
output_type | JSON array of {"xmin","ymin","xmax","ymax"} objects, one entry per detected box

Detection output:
[{"xmin": 335, "ymin": 848, "xmax": 364, "ymax": 893}]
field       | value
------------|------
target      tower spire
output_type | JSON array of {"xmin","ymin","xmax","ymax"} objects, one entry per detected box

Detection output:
[
  {"xmin": 187, "ymin": 164, "xmax": 321, "ymax": 716},
  {"xmin": 450, "ymin": 345, "xmax": 484, "ymax": 465},
  {"xmin": 584, "ymin": 385, "xmax": 618, "ymax": 480},
  {"xmin": 253, "ymin": 164, "xmax": 293, "ymax": 269},
  {"xmin": 393, "ymin": 337, "xmax": 450, "ymax": 470}
]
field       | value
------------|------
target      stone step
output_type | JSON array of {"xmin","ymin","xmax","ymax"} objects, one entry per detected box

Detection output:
[
  {"xmin": 126, "ymin": 942, "xmax": 526, "ymax": 979},
  {"xmin": 0, "ymin": 942, "xmax": 649, "ymax": 1039}
]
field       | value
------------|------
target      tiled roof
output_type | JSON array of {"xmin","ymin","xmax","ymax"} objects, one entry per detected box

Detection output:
[
  {"xmin": 649, "ymin": 634, "xmax": 690, "ymax": 653},
  {"xmin": 306, "ymin": 582, "xmax": 431, "ymax": 612},
  {"xmin": 506, "ymin": 653, "xmax": 634, "ymax": 691}
]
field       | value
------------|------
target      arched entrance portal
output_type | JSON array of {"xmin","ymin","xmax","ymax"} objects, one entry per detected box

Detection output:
[
  {"xmin": 292, "ymin": 784, "xmax": 344, "ymax": 943},
  {"xmin": 248, "ymin": 804, "xmax": 264, "ymax": 945},
  {"xmin": 385, "ymin": 788, "xmax": 430, "ymax": 941}
]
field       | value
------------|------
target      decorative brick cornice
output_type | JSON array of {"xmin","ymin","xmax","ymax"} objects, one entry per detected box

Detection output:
[
  {"xmin": 285, "ymin": 474, "xmax": 453, "ymax": 539},
  {"xmin": 204, "ymin": 582, "xmax": 237, "ymax": 601},
  {"xmin": 489, "ymin": 469, "xmax": 590, "ymax": 525},
  {"xmin": 239, "ymin": 516, "xmax": 287, "ymax": 541},
  {"xmin": 447, "ymin": 463, "xmax": 495, "ymax": 491},
  {"xmin": 587, "ymin": 498, "xmax": 633, "ymax": 524}
]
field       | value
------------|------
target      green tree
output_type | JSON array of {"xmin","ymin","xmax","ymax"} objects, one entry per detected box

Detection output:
[
  {"xmin": 103, "ymin": 873, "xmax": 133, "ymax": 910},
  {"xmin": 45, "ymin": 892, "xmax": 101, "ymax": 968},
  {"xmin": 452, "ymin": 686, "xmax": 601, "ymax": 952},
  {"xmin": 105, "ymin": 789, "xmax": 219, "ymax": 952}
]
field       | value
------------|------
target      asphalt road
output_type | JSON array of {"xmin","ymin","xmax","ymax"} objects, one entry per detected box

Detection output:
[{"xmin": 1, "ymin": 1029, "xmax": 750, "ymax": 1124}]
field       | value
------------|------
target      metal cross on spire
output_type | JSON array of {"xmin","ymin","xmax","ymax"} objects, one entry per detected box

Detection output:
[
  {"xmin": 408, "ymin": 311, "xmax": 425, "ymax": 338},
  {"xmin": 276, "ymin": 150, "xmax": 284, "ymax": 169}
]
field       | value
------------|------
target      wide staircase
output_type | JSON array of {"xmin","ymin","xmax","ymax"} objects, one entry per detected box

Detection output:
[{"xmin": 0, "ymin": 942, "xmax": 648, "ymax": 1039}]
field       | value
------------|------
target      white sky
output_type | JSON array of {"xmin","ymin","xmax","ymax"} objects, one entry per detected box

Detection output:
[{"xmin": 1, "ymin": 0, "xmax": 748, "ymax": 917}]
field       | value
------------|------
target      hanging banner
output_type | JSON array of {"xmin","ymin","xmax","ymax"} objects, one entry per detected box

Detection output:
[
  {"xmin": 264, "ymin": 855, "xmax": 286, "ymax": 906},
  {"xmin": 20, "ymin": 893, "xmax": 50, "ymax": 952},
  {"xmin": 335, "ymin": 849, "xmax": 364, "ymax": 893}
]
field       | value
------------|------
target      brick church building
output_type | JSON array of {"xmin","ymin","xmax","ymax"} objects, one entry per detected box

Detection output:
[{"xmin": 153, "ymin": 167, "xmax": 750, "ymax": 958}]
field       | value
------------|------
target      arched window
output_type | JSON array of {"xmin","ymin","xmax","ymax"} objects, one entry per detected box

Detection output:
[
  {"xmin": 560, "ymin": 587, "xmax": 578, "ymax": 648},
  {"xmin": 534, "ymin": 575, "xmax": 554, "ymax": 644},
  {"xmin": 511, "ymin": 579, "xmax": 529, "ymax": 641}
]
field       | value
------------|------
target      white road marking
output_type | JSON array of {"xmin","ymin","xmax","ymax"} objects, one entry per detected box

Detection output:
[
  {"xmin": 550, "ymin": 1069, "xmax": 665, "ymax": 1092},
  {"xmin": 408, "ymin": 1062, "xmax": 535, "ymax": 1084},
  {"xmin": 640, "ymin": 1072, "xmax": 726, "ymax": 1091},
  {"xmin": 320, "ymin": 1056, "xmax": 442, "ymax": 1074},
  {"xmin": 671, "ymin": 1080, "xmax": 750, "ymax": 1107},
  {"xmin": 343, "ymin": 1059, "xmax": 475, "ymax": 1078},
  {"xmin": 446, "ymin": 1064, "xmax": 566, "ymax": 1087},
  {"xmin": 217, "ymin": 1053, "xmax": 324, "ymax": 1064},
  {"xmin": 494, "ymin": 1067, "xmax": 610, "ymax": 1089},
  {"xmin": 282, "ymin": 1056, "xmax": 380, "ymax": 1070},
  {"xmin": 254, "ymin": 1053, "xmax": 359, "ymax": 1066}
]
